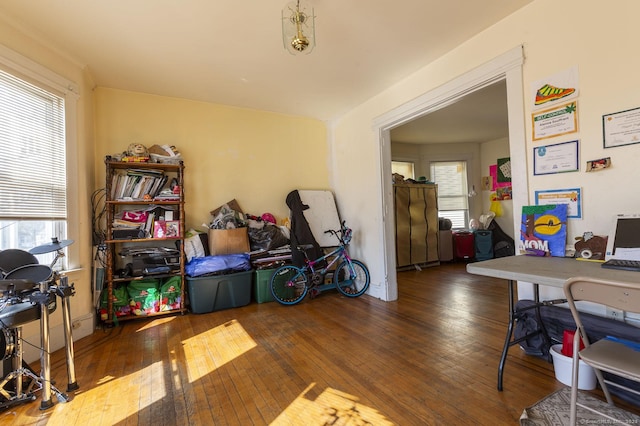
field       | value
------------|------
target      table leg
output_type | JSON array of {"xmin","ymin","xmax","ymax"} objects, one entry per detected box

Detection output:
[{"xmin": 497, "ymin": 279, "xmax": 516, "ymax": 391}]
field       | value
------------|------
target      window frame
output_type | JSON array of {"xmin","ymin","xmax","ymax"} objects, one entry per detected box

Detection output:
[
  {"xmin": 391, "ymin": 160, "xmax": 416, "ymax": 180},
  {"xmin": 0, "ymin": 44, "xmax": 80, "ymax": 270},
  {"xmin": 429, "ymin": 159, "xmax": 471, "ymax": 230}
]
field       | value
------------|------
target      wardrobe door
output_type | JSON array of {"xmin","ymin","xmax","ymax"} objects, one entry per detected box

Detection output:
[
  {"xmin": 395, "ymin": 186, "xmax": 411, "ymax": 267},
  {"xmin": 424, "ymin": 185, "xmax": 439, "ymax": 263},
  {"xmin": 408, "ymin": 186, "xmax": 428, "ymax": 265}
]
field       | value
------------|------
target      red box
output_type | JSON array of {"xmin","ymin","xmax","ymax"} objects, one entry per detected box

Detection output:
[
  {"xmin": 561, "ymin": 329, "xmax": 585, "ymax": 357},
  {"xmin": 453, "ymin": 231, "xmax": 475, "ymax": 260}
]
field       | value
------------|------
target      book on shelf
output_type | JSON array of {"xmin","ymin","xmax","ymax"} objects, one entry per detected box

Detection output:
[
  {"xmin": 154, "ymin": 187, "xmax": 179, "ymax": 201},
  {"xmin": 112, "ymin": 218, "xmax": 145, "ymax": 229},
  {"xmin": 150, "ymin": 175, "xmax": 168, "ymax": 198},
  {"xmin": 144, "ymin": 212, "xmax": 155, "ymax": 238},
  {"xmin": 111, "ymin": 169, "xmax": 168, "ymax": 200}
]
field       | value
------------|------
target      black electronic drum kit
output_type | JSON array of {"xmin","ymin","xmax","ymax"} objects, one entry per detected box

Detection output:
[{"xmin": 0, "ymin": 237, "xmax": 78, "ymax": 411}]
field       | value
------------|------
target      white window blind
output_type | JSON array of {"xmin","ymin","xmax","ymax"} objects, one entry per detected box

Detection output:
[
  {"xmin": 0, "ymin": 69, "xmax": 67, "ymax": 220},
  {"xmin": 430, "ymin": 161, "xmax": 469, "ymax": 229}
]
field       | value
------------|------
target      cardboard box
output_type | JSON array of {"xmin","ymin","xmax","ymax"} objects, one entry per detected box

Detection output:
[
  {"xmin": 209, "ymin": 199, "xmax": 243, "ymax": 217},
  {"xmin": 208, "ymin": 227, "xmax": 250, "ymax": 255}
]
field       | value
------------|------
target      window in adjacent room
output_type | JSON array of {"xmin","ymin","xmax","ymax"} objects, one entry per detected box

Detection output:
[
  {"xmin": 430, "ymin": 161, "xmax": 469, "ymax": 229},
  {"xmin": 0, "ymin": 66, "xmax": 69, "ymax": 269},
  {"xmin": 391, "ymin": 161, "xmax": 415, "ymax": 180}
]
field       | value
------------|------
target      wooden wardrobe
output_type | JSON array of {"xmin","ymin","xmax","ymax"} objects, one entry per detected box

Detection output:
[{"xmin": 394, "ymin": 183, "xmax": 440, "ymax": 269}]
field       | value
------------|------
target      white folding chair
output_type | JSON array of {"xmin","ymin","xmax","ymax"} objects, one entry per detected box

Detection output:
[{"xmin": 564, "ymin": 276, "xmax": 640, "ymax": 424}]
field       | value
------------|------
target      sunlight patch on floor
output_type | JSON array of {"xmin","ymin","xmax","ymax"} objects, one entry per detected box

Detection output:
[
  {"xmin": 135, "ymin": 316, "xmax": 176, "ymax": 332},
  {"xmin": 182, "ymin": 319, "xmax": 256, "ymax": 382},
  {"xmin": 270, "ymin": 383, "xmax": 394, "ymax": 425},
  {"xmin": 71, "ymin": 362, "xmax": 165, "ymax": 424}
]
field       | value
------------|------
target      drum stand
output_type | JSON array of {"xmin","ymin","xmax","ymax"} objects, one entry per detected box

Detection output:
[
  {"xmin": 0, "ymin": 326, "xmax": 40, "ymax": 409},
  {"xmin": 30, "ymin": 274, "xmax": 78, "ymax": 409},
  {"xmin": 0, "ymin": 324, "xmax": 66, "ymax": 410},
  {"xmin": 0, "ymin": 275, "xmax": 78, "ymax": 410},
  {"xmin": 55, "ymin": 276, "xmax": 79, "ymax": 393}
]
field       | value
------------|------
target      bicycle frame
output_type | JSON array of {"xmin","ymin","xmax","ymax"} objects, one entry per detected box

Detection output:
[
  {"xmin": 270, "ymin": 222, "xmax": 370, "ymax": 304},
  {"xmin": 304, "ymin": 245, "xmax": 347, "ymax": 279}
]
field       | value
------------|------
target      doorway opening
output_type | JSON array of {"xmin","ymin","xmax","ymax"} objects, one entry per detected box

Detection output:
[{"xmin": 373, "ymin": 46, "xmax": 527, "ymax": 301}]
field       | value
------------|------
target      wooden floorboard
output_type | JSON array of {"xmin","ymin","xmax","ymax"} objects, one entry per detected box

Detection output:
[{"xmin": 1, "ymin": 262, "xmax": 637, "ymax": 425}]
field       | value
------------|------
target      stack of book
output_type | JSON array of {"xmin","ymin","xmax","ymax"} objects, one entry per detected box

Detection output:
[
  {"xmin": 154, "ymin": 189, "xmax": 180, "ymax": 201},
  {"xmin": 111, "ymin": 169, "xmax": 168, "ymax": 200}
]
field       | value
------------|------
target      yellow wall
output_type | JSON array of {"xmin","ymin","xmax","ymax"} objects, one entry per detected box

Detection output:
[{"xmin": 94, "ymin": 88, "xmax": 329, "ymax": 228}]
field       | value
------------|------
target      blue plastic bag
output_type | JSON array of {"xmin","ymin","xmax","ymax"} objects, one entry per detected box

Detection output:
[{"xmin": 186, "ymin": 253, "xmax": 251, "ymax": 277}]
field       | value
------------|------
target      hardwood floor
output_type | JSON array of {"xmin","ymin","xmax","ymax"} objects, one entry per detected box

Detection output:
[{"xmin": 0, "ymin": 263, "xmax": 578, "ymax": 424}]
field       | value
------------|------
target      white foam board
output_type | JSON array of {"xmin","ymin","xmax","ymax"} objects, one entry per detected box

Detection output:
[{"xmin": 298, "ymin": 190, "xmax": 342, "ymax": 247}]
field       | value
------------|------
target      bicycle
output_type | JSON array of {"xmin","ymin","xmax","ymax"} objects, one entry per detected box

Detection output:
[{"xmin": 270, "ymin": 221, "xmax": 370, "ymax": 305}]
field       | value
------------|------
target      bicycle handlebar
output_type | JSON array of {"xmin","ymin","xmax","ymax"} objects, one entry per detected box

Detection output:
[{"xmin": 323, "ymin": 221, "xmax": 351, "ymax": 245}]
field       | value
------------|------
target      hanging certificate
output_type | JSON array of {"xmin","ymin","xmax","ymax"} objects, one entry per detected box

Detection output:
[
  {"xmin": 535, "ymin": 188, "xmax": 582, "ymax": 219},
  {"xmin": 532, "ymin": 101, "xmax": 578, "ymax": 141},
  {"xmin": 603, "ymin": 106, "xmax": 640, "ymax": 148},
  {"xmin": 533, "ymin": 140, "xmax": 579, "ymax": 175}
]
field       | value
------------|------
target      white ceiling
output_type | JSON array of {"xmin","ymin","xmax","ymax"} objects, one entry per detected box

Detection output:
[
  {"xmin": 0, "ymin": 0, "xmax": 533, "ymax": 124},
  {"xmin": 390, "ymin": 80, "xmax": 509, "ymax": 144}
]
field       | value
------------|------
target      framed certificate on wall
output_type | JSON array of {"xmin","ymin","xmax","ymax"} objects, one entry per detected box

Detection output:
[{"xmin": 533, "ymin": 140, "xmax": 579, "ymax": 175}]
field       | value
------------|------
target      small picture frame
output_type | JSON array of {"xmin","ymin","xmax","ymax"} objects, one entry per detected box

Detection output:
[
  {"xmin": 585, "ymin": 157, "xmax": 611, "ymax": 172},
  {"xmin": 153, "ymin": 220, "xmax": 180, "ymax": 238},
  {"xmin": 153, "ymin": 221, "xmax": 167, "ymax": 239},
  {"xmin": 165, "ymin": 221, "xmax": 180, "ymax": 238}
]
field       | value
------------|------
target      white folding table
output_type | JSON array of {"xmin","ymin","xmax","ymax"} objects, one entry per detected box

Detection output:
[{"xmin": 466, "ymin": 255, "xmax": 640, "ymax": 391}]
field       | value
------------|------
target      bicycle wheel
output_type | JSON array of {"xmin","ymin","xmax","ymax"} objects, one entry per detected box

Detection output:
[
  {"xmin": 270, "ymin": 265, "xmax": 308, "ymax": 305},
  {"xmin": 334, "ymin": 259, "xmax": 370, "ymax": 297}
]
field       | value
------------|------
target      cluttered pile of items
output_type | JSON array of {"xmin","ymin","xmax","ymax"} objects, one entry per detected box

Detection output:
[
  {"xmin": 183, "ymin": 200, "xmax": 292, "ymax": 313},
  {"xmin": 113, "ymin": 143, "xmax": 182, "ymax": 164}
]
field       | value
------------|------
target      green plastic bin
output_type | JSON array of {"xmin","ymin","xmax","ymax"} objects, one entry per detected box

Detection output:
[
  {"xmin": 187, "ymin": 270, "xmax": 252, "ymax": 314},
  {"xmin": 254, "ymin": 268, "xmax": 276, "ymax": 303}
]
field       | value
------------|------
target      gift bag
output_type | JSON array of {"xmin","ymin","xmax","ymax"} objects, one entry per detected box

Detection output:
[
  {"xmin": 159, "ymin": 276, "xmax": 182, "ymax": 311},
  {"xmin": 127, "ymin": 279, "xmax": 160, "ymax": 315}
]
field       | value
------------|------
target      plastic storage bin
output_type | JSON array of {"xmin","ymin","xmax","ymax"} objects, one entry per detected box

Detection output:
[
  {"xmin": 254, "ymin": 268, "xmax": 276, "ymax": 303},
  {"xmin": 550, "ymin": 344, "xmax": 596, "ymax": 390},
  {"xmin": 474, "ymin": 230, "xmax": 493, "ymax": 261},
  {"xmin": 187, "ymin": 270, "xmax": 252, "ymax": 314}
]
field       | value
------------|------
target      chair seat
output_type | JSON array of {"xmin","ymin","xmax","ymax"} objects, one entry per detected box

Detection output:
[{"xmin": 581, "ymin": 339, "xmax": 640, "ymax": 381}]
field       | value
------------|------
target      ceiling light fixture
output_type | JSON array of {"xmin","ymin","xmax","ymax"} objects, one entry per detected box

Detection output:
[{"xmin": 282, "ymin": 0, "xmax": 315, "ymax": 55}]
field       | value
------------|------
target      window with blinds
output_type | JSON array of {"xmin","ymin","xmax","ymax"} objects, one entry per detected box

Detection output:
[
  {"xmin": 430, "ymin": 161, "xmax": 469, "ymax": 229},
  {"xmin": 0, "ymin": 68, "xmax": 67, "ymax": 265}
]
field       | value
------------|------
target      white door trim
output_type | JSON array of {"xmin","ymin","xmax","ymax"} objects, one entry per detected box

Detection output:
[{"xmin": 374, "ymin": 45, "xmax": 527, "ymax": 300}]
